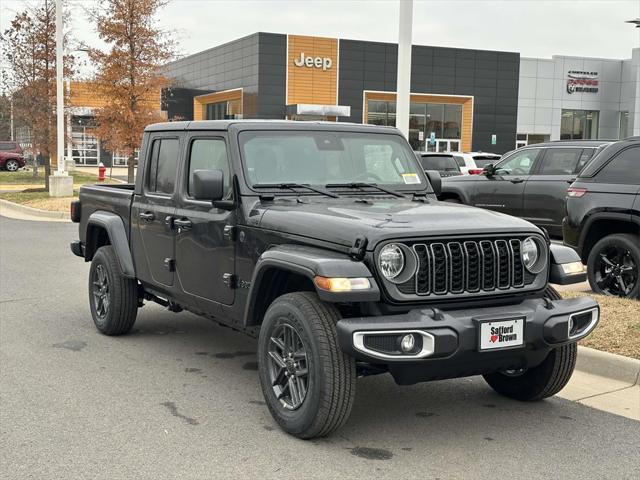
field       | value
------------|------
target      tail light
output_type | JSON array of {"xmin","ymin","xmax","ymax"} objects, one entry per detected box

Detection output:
[
  {"xmin": 70, "ymin": 200, "xmax": 81, "ymax": 223},
  {"xmin": 468, "ymin": 169, "xmax": 484, "ymax": 175},
  {"xmin": 567, "ymin": 187, "xmax": 587, "ymax": 198}
]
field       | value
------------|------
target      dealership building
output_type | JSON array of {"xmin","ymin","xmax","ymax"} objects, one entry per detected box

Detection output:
[{"xmin": 49, "ymin": 33, "xmax": 638, "ymax": 166}]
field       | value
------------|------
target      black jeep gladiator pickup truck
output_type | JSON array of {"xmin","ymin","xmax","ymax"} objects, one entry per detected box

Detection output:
[{"xmin": 71, "ymin": 120, "xmax": 599, "ymax": 439}]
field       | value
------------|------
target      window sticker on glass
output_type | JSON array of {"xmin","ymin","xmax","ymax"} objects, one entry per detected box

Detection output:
[{"xmin": 402, "ymin": 173, "xmax": 421, "ymax": 184}]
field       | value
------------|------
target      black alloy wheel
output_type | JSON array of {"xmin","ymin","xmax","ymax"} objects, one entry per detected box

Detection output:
[
  {"xmin": 267, "ymin": 323, "xmax": 309, "ymax": 410},
  {"xmin": 588, "ymin": 234, "xmax": 639, "ymax": 298},
  {"xmin": 92, "ymin": 264, "xmax": 110, "ymax": 321}
]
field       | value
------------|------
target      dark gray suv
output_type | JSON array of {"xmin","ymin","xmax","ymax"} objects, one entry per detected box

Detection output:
[{"xmin": 439, "ymin": 140, "xmax": 611, "ymax": 237}]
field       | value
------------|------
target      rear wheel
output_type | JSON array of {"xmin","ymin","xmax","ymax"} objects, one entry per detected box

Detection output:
[
  {"xmin": 482, "ymin": 285, "xmax": 577, "ymax": 401},
  {"xmin": 587, "ymin": 234, "xmax": 639, "ymax": 299},
  {"xmin": 88, "ymin": 245, "xmax": 138, "ymax": 335},
  {"xmin": 5, "ymin": 159, "xmax": 19, "ymax": 172},
  {"xmin": 258, "ymin": 292, "xmax": 356, "ymax": 439}
]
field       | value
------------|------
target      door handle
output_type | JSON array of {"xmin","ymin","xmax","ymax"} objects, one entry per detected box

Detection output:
[
  {"xmin": 139, "ymin": 212, "xmax": 154, "ymax": 222},
  {"xmin": 566, "ymin": 178, "xmax": 576, "ymax": 184},
  {"xmin": 510, "ymin": 178, "xmax": 524, "ymax": 184},
  {"xmin": 173, "ymin": 218, "xmax": 192, "ymax": 233}
]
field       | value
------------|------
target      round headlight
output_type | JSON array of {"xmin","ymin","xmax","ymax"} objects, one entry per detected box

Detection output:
[
  {"xmin": 379, "ymin": 244, "xmax": 405, "ymax": 279},
  {"xmin": 522, "ymin": 237, "xmax": 540, "ymax": 272}
]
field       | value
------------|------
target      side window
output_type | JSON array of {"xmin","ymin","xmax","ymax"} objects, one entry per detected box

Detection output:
[
  {"xmin": 538, "ymin": 148, "xmax": 582, "ymax": 175},
  {"xmin": 147, "ymin": 138, "xmax": 179, "ymax": 194},
  {"xmin": 496, "ymin": 148, "xmax": 540, "ymax": 175},
  {"xmin": 188, "ymin": 138, "xmax": 230, "ymax": 197},
  {"xmin": 596, "ymin": 147, "xmax": 640, "ymax": 184},
  {"xmin": 453, "ymin": 155, "xmax": 466, "ymax": 167},
  {"xmin": 575, "ymin": 148, "xmax": 595, "ymax": 173}
]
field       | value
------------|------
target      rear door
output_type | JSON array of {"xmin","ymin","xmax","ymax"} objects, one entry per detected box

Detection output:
[
  {"xmin": 174, "ymin": 133, "xmax": 235, "ymax": 308},
  {"xmin": 131, "ymin": 134, "xmax": 180, "ymax": 288},
  {"xmin": 523, "ymin": 147, "xmax": 591, "ymax": 237},
  {"xmin": 471, "ymin": 148, "xmax": 541, "ymax": 218}
]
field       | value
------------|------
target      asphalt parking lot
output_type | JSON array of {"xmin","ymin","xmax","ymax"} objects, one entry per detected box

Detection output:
[{"xmin": 1, "ymin": 216, "xmax": 639, "ymax": 480}]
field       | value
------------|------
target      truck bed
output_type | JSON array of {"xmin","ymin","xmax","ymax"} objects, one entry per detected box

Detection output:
[{"xmin": 78, "ymin": 183, "xmax": 135, "ymax": 243}]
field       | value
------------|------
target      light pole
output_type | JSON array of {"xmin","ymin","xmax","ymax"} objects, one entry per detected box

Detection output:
[
  {"xmin": 49, "ymin": 0, "xmax": 73, "ymax": 197},
  {"xmin": 395, "ymin": 0, "xmax": 414, "ymax": 139},
  {"xmin": 55, "ymin": 0, "xmax": 64, "ymax": 174}
]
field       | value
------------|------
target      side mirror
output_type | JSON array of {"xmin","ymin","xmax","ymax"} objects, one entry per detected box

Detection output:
[
  {"xmin": 483, "ymin": 164, "xmax": 496, "ymax": 176},
  {"xmin": 424, "ymin": 170, "xmax": 442, "ymax": 197},
  {"xmin": 192, "ymin": 169, "xmax": 224, "ymax": 201}
]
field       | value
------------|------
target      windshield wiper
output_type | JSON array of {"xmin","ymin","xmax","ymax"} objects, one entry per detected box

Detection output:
[
  {"xmin": 325, "ymin": 182, "xmax": 405, "ymax": 198},
  {"xmin": 253, "ymin": 183, "xmax": 339, "ymax": 199}
]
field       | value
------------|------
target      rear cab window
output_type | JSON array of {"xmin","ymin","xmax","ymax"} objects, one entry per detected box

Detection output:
[{"xmin": 147, "ymin": 137, "xmax": 180, "ymax": 195}]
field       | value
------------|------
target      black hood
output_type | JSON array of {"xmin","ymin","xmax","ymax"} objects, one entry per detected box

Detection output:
[{"xmin": 253, "ymin": 196, "xmax": 541, "ymax": 249}]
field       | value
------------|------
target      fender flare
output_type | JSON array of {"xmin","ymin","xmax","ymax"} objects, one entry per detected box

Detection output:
[
  {"xmin": 439, "ymin": 183, "xmax": 472, "ymax": 204},
  {"xmin": 578, "ymin": 211, "xmax": 638, "ymax": 257},
  {"xmin": 243, "ymin": 244, "xmax": 379, "ymax": 327},
  {"xmin": 86, "ymin": 211, "xmax": 136, "ymax": 278}
]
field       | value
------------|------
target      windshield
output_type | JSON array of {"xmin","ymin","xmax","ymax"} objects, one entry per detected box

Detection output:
[
  {"xmin": 418, "ymin": 155, "xmax": 459, "ymax": 172},
  {"xmin": 239, "ymin": 130, "xmax": 427, "ymax": 191}
]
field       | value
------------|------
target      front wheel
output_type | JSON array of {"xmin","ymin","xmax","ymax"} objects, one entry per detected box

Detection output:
[
  {"xmin": 483, "ymin": 343, "xmax": 577, "ymax": 401},
  {"xmin": 587, "ymin": 233, "xmax": 639, "ymax": 299},
  {"xmin": 258, "ymin": 292, "xmax": 356, "ymax": 439},
  {"xmin": 483, "ymin": 285, "xmax": 576, "ymax": 401},
  {"xmin": 5, "ymin": 159, "xmax": 20, "ymax": 172}
]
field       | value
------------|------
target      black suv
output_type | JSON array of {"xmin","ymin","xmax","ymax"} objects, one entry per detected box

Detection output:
[
  {"xmin": 70, "ymin": 121, "xmax": 597, "ymax": 438},
  {"xmin": 440, "ymin": 140, "xmax": 611, "ymax": 237},
  {"xmin": 563, "ymin": 138, "xmax": 640, "ymax": 299}
]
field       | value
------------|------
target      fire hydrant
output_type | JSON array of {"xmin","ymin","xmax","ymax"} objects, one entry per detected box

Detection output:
[{"xmin": 98, "ymin": 162, "xmax": 106, "ymax": 182}]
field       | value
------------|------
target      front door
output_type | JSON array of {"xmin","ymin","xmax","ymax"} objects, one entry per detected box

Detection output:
[
  {"xmin": 523, "ymin": 147, "xmax": 591, "ymax": 237},
  {"xmin": 131, "ymin": 135, "xmax": 180, "ymax": 287},
  {"xmin": 472, "ymin": 148, "xmax": 541, "ymax": 218},
  {"xmin": 174, "ymin": 134, "xmax": 235, "ymax": 307}
]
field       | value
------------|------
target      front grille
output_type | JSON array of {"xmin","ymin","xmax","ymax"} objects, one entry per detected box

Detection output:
[{"xmin": 399, "ymin": 238, "xmax": 532, "ymax": 296}]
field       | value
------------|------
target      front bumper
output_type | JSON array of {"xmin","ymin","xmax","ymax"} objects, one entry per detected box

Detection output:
[{"xmin": 336, "ymin": 296, "xmax": 599, "ymax": 385}]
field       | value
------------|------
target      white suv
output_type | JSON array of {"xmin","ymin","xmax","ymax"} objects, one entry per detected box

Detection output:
[{"xmin": 452, "ymin": 152, "xmax": 501, "ymax": 175}]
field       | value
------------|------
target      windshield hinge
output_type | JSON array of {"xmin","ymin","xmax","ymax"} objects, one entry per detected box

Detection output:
[
  {"xmin": 349, "ymin": 235, "xmax": 368, "ymax": 261},
  {"xmin": 412, "ymin": 193, "xmax": 430, "ymax": 203}
]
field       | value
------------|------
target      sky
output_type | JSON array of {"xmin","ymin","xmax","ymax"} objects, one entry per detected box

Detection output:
[{"xmin": 1, "ymin": 0, "xmax": 639, "ymax": 66}]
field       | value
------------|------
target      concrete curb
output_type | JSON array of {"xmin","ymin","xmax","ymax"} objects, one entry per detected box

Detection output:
[
  {"xmin": 0, "ymin": 199, "xmax": 70, "ymax": 221},
  {"xmin": 576, "ymin": 346, "xmax": 640, "ymax": 385}
]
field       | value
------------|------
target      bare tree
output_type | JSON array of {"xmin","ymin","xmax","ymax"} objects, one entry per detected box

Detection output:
[
  {"xmin": 1, "ymin": 0, "xmax": 74, "ymax": 189},
  {"xmin": 89, "ymin": 0, "xmax": 174, "ymax": 183}
]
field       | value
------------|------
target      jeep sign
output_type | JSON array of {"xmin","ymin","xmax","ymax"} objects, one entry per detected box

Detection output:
[{"xmin": 293, "ymin": 52, "xmax": 333, "ymax": 70}]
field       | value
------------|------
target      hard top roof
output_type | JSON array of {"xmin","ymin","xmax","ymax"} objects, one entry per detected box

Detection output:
[{"xmin": 144, "ymin": 119, "xmax": 400, "ymax": 133}]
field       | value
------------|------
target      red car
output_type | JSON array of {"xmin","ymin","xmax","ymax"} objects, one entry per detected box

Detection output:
[{"xmin": 0, "ymin": 141, "xmax": 26, "ymax": 172}]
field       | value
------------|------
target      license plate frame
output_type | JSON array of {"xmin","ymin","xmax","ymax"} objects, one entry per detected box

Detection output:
[{"xmin": 476, "ymin": 316, "xmax": 525, "ymax": 352}]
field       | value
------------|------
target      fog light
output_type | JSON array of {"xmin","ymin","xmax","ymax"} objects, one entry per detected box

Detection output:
[{"xmin": 400, "ymin": 334, "xmax": 415, "ymax": 353}]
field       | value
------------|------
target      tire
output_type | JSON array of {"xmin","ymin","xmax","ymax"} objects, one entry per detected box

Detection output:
[
  {"xmin": 482, "ymin": 286, "xmax": 576, "ymax": 401},
  {"xmin": 258, "ymin": 292, "xmax": 356, "ymax": 439},
  {"xmin": 587, "ymin": 233, "xmax": 640, "ymax": 299},
  {"xmin": 88, "ymin": 245, "xmax": 138, "ymax": 335},
  {"xmin": 5, "ymin": 159, "xmax": 19, "ymax": 172}
]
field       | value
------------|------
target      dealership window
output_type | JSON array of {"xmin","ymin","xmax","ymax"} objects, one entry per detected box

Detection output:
[
  {"xmin": 515, "ymin": 133, "xmax": 550, "ymax": 148},
  {"xmin": 619, "ymin": 112, "xmax": 629, "ymax": 139},
  {"xmin": 205, "ymin": 98, "xmax": 242, "ymax": 120},
  {"xmin": 367, "ymin": 100, "xmax": 461, "ymax": 152},
  {"xmin": 560, "ymin": 110, "xmax": 599, "ymax": 140},
  {"xmin": 71, "ymin": 116, "xmax": 99, "ymax": 165},
  {"xmin": 112, "ymin": 149, "xmax": 139, "ymax": 166}
]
